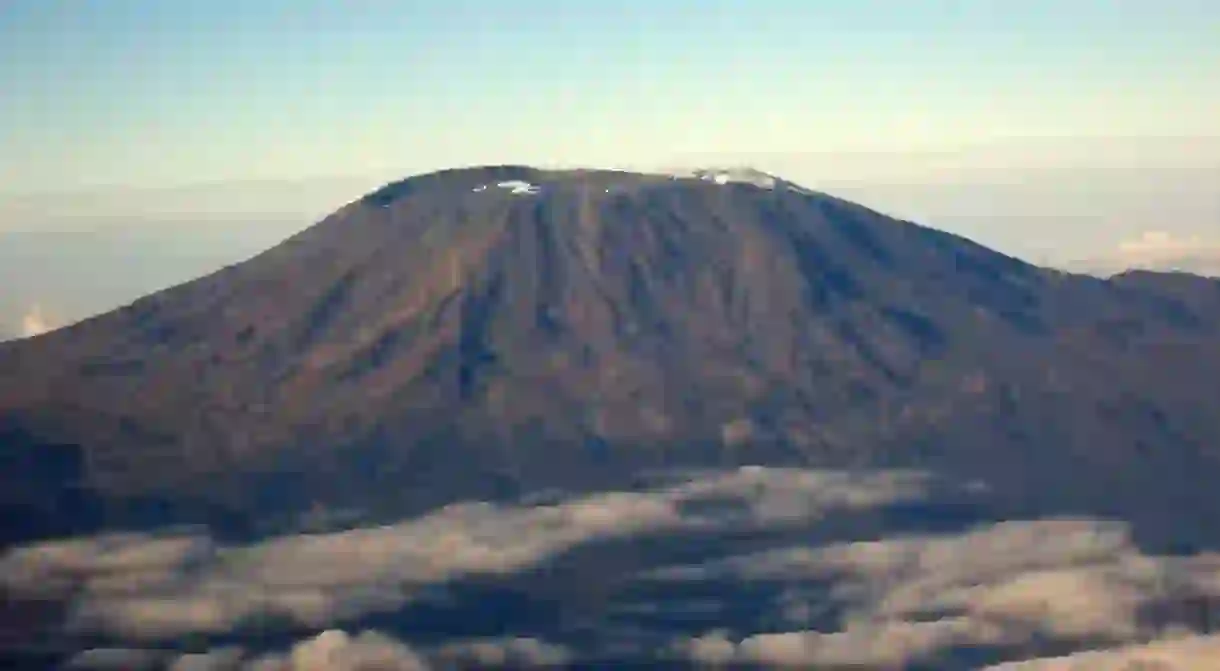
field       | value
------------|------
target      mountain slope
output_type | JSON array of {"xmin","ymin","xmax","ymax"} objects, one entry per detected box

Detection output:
[{"xmin": 2, "ymin": 166, "xmax": 1220, "ymax": 547}]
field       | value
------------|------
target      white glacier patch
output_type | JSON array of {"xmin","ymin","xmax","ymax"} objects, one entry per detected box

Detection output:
[
  {"xmin": 470, "ymin": 180, "xmax": 540, "ymax": 195},
  {"xmin": 669, "ymin": 167, "xmax": 779, "ymax": 190},
  {"xmin": 496, "ymin": 180, "xmax": 540, "ymax": 195}
]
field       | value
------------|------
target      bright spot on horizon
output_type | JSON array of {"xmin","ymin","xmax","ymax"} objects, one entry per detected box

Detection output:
[{"xmin": 20, "ymin": 305, "xmax": 52, "ymax": 338}]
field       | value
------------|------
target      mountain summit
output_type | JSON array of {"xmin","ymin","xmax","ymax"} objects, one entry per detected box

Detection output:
[{"xmin": 3, "ymin": 165, "xmax": 1220, "ymax": 545}]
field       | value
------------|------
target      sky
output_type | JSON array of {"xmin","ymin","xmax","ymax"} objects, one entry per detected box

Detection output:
[
  {"xmin": 3, "ymin": 0, "xmax": 1218, "ymax": 190},
  {"xmin": 1, "ymin": 0, "xmax": 1218, "ymax": 335}
]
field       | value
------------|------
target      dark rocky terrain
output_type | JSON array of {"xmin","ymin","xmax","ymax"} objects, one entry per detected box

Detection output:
[{"xmin": 3, "ymin": 166, "xmax": 1220, "ymax": 668}]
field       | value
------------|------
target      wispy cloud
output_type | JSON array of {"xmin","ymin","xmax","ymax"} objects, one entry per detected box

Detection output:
[
  {"xmin": 0, "ymin": 468, "xmax": 936, "ymax": 642},
  {"xmin": 61, "ymin": 647, "xmax": 169, "ymax": 670},
  {"xmin": 984, "ymin": 633, "xmax": 1220, "ymax": 670},
  {"xmin": 271, "ymin": 630, "xmax": 430, "ymax": 671},
  {"xmin": 1117, "ymin": 231, "xmax": 1220, "ymax": 263},
  {"xmin": 1068, "ymin": 231, "xmax": 1220, "ymax": 277},
  {"xmin": 19, "ymin": 304, "xmax": 53, "ymax": 337},
  {"xmin": 17, "ymin": 470, "xmax": 1220, "ymax": 668},
  {"xmin": 665, "ymin": 518, "xmax": 1220, "ymax": 668},
  {"xmin": 432, "ymin": 637, "xmax": 572, "ymax": 668},
  {"xmin": 63, "ymin": 631, "xmax": 571, "ymax": 670}
]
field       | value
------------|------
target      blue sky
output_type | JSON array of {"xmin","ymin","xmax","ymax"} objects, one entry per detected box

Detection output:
[
  {"xmin": 3, "ymin": 0, "xmax": 1218, "ymax": 191},
  {"xmin": 1, "ymin": 1, "xmax": 1218, "ymax": 336}
]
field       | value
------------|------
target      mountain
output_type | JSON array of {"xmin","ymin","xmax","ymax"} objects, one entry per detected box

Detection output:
[
  {"xmin": 7, "ymin": 165, "xmax": 1220, "ymax": 669},
  {"xmin": 1068, "ymin": 253, "xmax": 1220, "ymax": 279},
  {"xmin": 3, "ymin": 165, "xmax": 1220, "ymax": 550}
]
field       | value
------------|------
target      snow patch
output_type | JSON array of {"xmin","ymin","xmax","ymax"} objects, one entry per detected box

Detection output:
[
  {"xmin": 496, "ymin": 180, "xmax": 540, "ymax": 195},
  {"xmin": 669, "ymin": 167, "xmax": 779, "ymax": 190},
  {"xmin": 470, "ymin": 180, "xmax": 540, "ymax": 195},
  {"xmin": 658, "ymin": 166, "xmax": 820, "ymax": 195}
]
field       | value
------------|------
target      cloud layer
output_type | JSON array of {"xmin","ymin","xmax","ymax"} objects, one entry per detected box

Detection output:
[
  {"xmin": 0, "ymin": 468, "xmax": 935, "ymax": 643},
  {"xmin": 983, "ymin": 634, "xmax": 1220, "ymax": 670},
  {"xmin": 1071, "ymin": 230, "xmax": 1220, "ymax": 276},
  {"xmin": 63, "ymin": 631, "xmax": 568, "ymax": 671},
  {"xmin": 8, "ymin": 468, "xmax": 1220, "ymax": 669},
  {"xmin": 18, "ymin": 303, "xmax": 52, "ymax": 337},
  {"xmin": 664, "ymin": 518, "xmax": 1220, "ymax": 668}
]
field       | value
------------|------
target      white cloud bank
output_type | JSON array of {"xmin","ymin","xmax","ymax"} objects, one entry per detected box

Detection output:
[
  {"xmin": 1071, "ymin": 231, "xmax": 1220, "ymax": 277},
  {"xmin": 0, "ymin": 468, "xmax": 936, "ymax": 642},
  {"xmin": 19, "ymin": 303, "xmax": 54, "ymax": 337},
  {"xmin": 14, "ymin": 468, "xmax": 1220, "ymax": 668},
  {"xmin": 64, "ymin": 631, "xmax": 571, "ymax": 671},
  {"xmin": 667, "ymin": 518, "xmax": 1220, "ymax": 668},
  {"xmin": 984, "ymin": 633, "xmax": 1220, "ymax": 670}
]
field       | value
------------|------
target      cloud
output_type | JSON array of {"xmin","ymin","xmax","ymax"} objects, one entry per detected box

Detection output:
[
  {"xmin": 0, "ymin": 468, "xmax": 937, "ymax": 642},
  {"xmin": 667, "ymin": 518, "xmax": 1220, "ymax": 668},
  {"xmin": 19, "ymin": 303, "xmax": 54, "ymax": 337},
  {"xmin": 432, "ymin": 637, "xmax": 572, "ymax": 668},
  {"xmin": 1072, "ymin": 231, "xmax": 1220, "ymax": 276},
  {"xmin": 278, "ymin": 630, "xmax": 430, "ymax": 671},
  {"xmin": 983, "ymin": 633, "xmax": 1220, "ymax": 670},
  {"xmin": 66, "ymin": 631, "xmax": 573, "ymax": 671},
  {"xmin": 169, "ymin": 647, "xmax": 246, "ymax": 671},
  {"xmin": 0, "ymin": 532, "xmax": 217, "ymax": 605},
  {"xmin": 172, "ymin": 630, "xmax": 430, "ymax": 671},
  {"xmin": 1118, "ymin": 231, "xmax": 1204, "ymax": 257},
  {"xmin": 62, "ymin": 647, "xmax": 168, "ymax": 670},
  {"xmin": 674, "ymin": 631, "xmax": 736, "ymax": 666},
  {"xmin": 735, "ymin": 618, "xmax": 1008, "ymax": 669},
  {"xmin": 23, "ymin": 469, "xmax": 1220, "ymax": 667}
]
